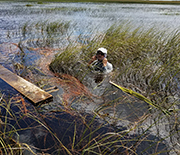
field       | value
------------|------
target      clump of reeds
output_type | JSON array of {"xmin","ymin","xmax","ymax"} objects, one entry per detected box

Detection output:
[
  {"xmin": 0, "ymin": 94, "xmax": 36, "ymax": 154},
  {"xmin": 48, "ymin": 23, "xmax": 180, "ymax": 154},
  {"xmin": 49, "ymin": 23, "xmax": 180, "ymax": 108},
  {"xmin": 21, "ymin": 21, "xmax": 70, "ymax": 47}
]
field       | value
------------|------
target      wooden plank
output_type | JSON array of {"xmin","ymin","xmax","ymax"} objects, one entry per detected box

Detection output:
[{"xmin": 0, "ymin": 65, "xmax": 53, "ymax": 105}]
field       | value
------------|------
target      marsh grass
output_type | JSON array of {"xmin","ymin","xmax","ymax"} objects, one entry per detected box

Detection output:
[
  {"xmin": 48, "ymin": 23, "xmax": 180, "ymax": 154},
  {"xmin": 1, "ymin": 93, "xmax": 143, "ymax": 155},
  {"xmin": 50, "ymin": 23, "xmax": 180, "ymax": 109},
  {"xmin": 21, "ymin": 21, "xmax": 70, "ymax": 48},
  {"xmin": 0, "ymin": 95, "xmax": 36, "ymax": 154},
  {"xmin": 3, "ymin": 20, "xmax": 180, "ymax": 154},
  {"xmin": 0, "ymin": 86, "xmax": 178, "ymax": 154}
]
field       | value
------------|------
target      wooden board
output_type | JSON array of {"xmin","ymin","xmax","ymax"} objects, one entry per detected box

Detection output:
[{"xmin": 0, "ymin": 65, "xmax": 53, "ymax": 105}]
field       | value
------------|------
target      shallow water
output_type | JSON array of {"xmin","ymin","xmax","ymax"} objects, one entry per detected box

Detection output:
[
  {"xmin": 0, "ymin": 1, "xmax": 180, "ymax": 154},
  {"xmin": 1, "ymin": 1, "xmax": 180, "ymax": 88},
  {"xmin": 1, "ymin": 2, "xmax": 180, "ymax": 42},
  {"xmin": 1, "ymin": 2, "xmax": 180, "ymax": 66}
]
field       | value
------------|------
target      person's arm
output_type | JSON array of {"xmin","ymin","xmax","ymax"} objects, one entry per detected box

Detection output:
[
  {"xmin": 88, "ymin": 55, "xmax": 97, "ymax": 65},
  {"xmin": 102, "ymin": 58, "xmax": 107, "ymax": 67},
  {"xmin": 100, "ymin": 58, "xmax": 107, "ymax": 71}
]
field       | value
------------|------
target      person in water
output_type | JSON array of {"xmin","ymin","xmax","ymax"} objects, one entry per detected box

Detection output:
[{"xmin": 88, "ymin": 47, "xmax": 113, "ymax": 74}]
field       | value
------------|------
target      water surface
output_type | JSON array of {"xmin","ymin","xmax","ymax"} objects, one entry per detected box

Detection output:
[
  {"xmin": 0, "ymin": 2, "xmax": 180, "ymax": 154},
  {"xmin": 1, "ymin": 2, "xmax": 180, "ymax": 43}
]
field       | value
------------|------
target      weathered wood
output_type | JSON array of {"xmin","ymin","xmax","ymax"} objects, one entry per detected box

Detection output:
[{"xmin": 0, "ymin": 65, "xmax": 53, "ymax": 105}]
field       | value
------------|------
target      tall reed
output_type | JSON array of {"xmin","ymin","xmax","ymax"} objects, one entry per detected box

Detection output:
[
  {"xmin": 21, "ymin": 21, "xmax": 70, "ymax": 48},
  {"xmin": 49, "ymin": 23, "xmax": 180, "ymax": 154},
  {"xmin": 50, "ymin": 23, "xmax": 180, "ymax": 108}
]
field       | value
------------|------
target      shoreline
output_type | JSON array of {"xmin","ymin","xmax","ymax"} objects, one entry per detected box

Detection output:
[{"xmin": 1, "ymin": 0, "xmax": 180, "ymax": 5}]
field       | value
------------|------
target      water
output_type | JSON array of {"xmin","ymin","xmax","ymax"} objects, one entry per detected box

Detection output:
[
  {"xmin": 1, "ymin": 2, "xmax": 180, "ymax": 74},
  {"xmin": 1, "ymin": 2, "xmax": 180, "ymax": 42},
  {"xmin": 0, "ymin": 2, "xmax": 180, "ymax": 154}
]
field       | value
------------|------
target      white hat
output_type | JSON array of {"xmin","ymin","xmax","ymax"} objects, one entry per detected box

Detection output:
[{"xmin": 97, "ymin": 47, "xmax": 107, "ymax": 55}]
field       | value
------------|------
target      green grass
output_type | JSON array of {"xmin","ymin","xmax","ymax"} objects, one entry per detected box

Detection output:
[
  {"xmin": 50, "ymin": 23, "xmax": 180, "ymax": 108},
  {"xmin": 20, "ymin": 21, "xmax": 70, "ymax": 48},
  {"xmin": 48, "ymin": 22, "xmax": 180, "ymax": 153}
]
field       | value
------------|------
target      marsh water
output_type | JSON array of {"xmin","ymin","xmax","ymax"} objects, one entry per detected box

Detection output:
[
  {"xmin": 1, "ymin": 2, "xmax": 180, "ymax": 42},
  {"xmin": 0, "ymin": 1, "xmax": 180, "ymax": 154}
]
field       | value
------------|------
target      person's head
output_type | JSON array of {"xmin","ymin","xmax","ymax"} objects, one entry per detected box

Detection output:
[{"xmin": 96, "ymin": 48, "xmax": 107, "ymax": 60}]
